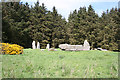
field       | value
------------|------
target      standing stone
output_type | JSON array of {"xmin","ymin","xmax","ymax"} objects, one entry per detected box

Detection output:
[
  {"xmin": 32, "ymin": 41, "xmax": 36, "ymax": 49},
  {"xmin": 46, "ymin": 44, "xmax": 50, "ymax": 49},
  {"xmin": 37, "ymin": 42, "xmax": 40, "ymax": 49},
  {"xmin": 83, "ymin": 40, "xmax": 90, "ymax": 50}
]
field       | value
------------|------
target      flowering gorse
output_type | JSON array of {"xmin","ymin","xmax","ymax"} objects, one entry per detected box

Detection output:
[{"xmin": 0, "ymin": 43, "xmax": 24, "ymax": 55}]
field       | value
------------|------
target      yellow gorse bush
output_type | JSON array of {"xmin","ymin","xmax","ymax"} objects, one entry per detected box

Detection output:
[{"xmin": 0, "ymin": 43, "xmax": 24, "ymax": 55}]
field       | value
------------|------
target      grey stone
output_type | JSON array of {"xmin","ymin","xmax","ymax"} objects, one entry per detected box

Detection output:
[
  {"xmin": 83, "ymin": 40, "xmax": 90, "ymax": 50},
  {"xmin": 97, "ymin": 48, "xmax": 108, "ymax": 51},
  {"xmin": 32, "ymin": 41, "xmax": 36, "ymax": 49},
  {"xmin": 65, "ymin": 45, "xmax": 83, "ymax": 51},
  {"xmin": 37, "ymin": 42, "xmax": 40, "ymax": 49},
  {"xmin": 101, "ymin": 49, "xmax": 108, "ymax": 51},
  {"xmin": 41, "ymin": 49, "xmax": 45, "ymax": 51},
  {"xmin": 46, "ymin": 44, "xmax": 50, "ymax": 49},
  {"xmin": 48, "ymin": 48, "xmax": 57, "ymax": 51},
  {"xmin": 97, "ymin": 48, "xmax": 103, "ymax": 51},
  {"xmin": 94, "ymin": 48, "xmax": 97, "ymax": 50},
  {"xmin": 59, "ymin": 44, "xmax": 68, "ymax": 50},
  {"xmin": 59, "ymin": 40, "xmax": 90, "ymax": 51}
]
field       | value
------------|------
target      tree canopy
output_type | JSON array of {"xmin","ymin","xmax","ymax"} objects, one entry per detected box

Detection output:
[{"xmin": 2, "ymin": 2, "xmax": 120, "ymax": 51}]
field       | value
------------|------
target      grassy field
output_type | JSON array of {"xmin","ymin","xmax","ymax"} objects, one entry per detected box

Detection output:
[{"xmin": 1, "ymin": 49, "xmax": 118, "ymax": 78}]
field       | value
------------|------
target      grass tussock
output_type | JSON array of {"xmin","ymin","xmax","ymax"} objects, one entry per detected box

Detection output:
[{"xmin": 1, "ymin": 49, "xmax": 118, "ymax": 78}]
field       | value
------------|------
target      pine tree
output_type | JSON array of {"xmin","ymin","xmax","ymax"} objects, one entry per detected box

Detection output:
[{"xmin": 2, "ymin": 2, "xmax": 119, "ymax": 51}]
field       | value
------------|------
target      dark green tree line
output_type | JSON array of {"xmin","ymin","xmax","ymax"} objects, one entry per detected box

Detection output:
[
  {"xmin": 2, "ymin": 2, "xmax": 120, "ymax": 51},
  {"xmin": 68, "ymin": 5, "xmax": 119, "ymax": 51},
  {"xmin": 2, "ymin": 1, "xmax": 67, "ymax": 48}
]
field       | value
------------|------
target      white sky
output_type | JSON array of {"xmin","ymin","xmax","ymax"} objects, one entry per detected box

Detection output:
[{"xmin": 19, "ymin": 0, "xmax": 119, "ymax": 20}]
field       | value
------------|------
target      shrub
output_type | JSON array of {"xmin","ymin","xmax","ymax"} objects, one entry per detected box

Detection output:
[{"xmin": 0, "ymin": 43, "xmax": 24, "ymax": 55}]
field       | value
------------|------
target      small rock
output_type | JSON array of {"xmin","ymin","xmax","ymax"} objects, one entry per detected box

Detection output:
[
  {"xmin": 101, "ymin": 49, "xmax": 108, "ymax": 51},
  {"xmin": 48, "ymin": 48, "xmax": 56, "ymax": 51},
  {"xmin": 41, "ymin": 49, "xmax": 45, "ymax": 51},
  {"xmin": 97, "ymin": 48, "xmax": 103, "ymax": 51}
]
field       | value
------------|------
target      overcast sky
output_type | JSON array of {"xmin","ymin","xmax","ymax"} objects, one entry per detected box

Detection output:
[{"xmin": 20, "ymin": 0, "xmax": 119, "ymax": 20}]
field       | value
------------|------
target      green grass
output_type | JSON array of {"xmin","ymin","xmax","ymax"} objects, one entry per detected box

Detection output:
[{"xmin": 1, "ymin": 49, "xmax": 118, "ymax": 78}]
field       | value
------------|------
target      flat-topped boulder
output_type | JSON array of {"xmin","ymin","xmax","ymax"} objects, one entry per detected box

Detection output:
[
  {"xmin": 65, "ymin": 45, "xmax": 83, "ymax": 51},
  {"xmin": 59, "ymin": 44, "xmax": 69, "ymax": 50},
  {"xmin": 59, "ymin": 40, "xmax": 90, "ymax": 51}
]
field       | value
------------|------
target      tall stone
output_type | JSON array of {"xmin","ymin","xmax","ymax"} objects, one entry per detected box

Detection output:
[
  {"xmin": 83, "ymin": 40, "xmax": 90, "ymax": 50},
  {"xmin": 37, "ymin": 42, "xmax": 40, "ymax": 49},
  {"xmin": 46, "ymin": 44, "xmax": 50, "ymax": 49},
  {"xmin": 32, "ymin": 41, "xmax": 36, "ymax": 49}
]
